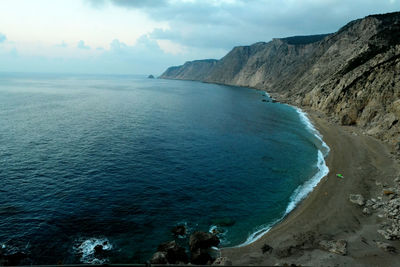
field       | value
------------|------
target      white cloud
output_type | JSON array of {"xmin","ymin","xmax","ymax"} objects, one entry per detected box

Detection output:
[{"xmin": 77, "ymin": 40, "xmax": 90, "ymax": 50}]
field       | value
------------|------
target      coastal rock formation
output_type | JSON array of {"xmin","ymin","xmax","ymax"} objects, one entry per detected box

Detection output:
[
  {"xmin": 189, "ymin": 231, "xmax": 220, "ymax": 265},
  {"xmin": 189, "ymin": 231, "xmax": 220, "ymax": 251},
  {"xmin": 161, "ymin": 59, "xmax": 218, "ymax": 81},
  {"xmin": 171, "ymin": 224, "xmax": 187, "ymax": 237},
  {"xmin": 151, "ymin": 240, "xmax": 189, "ymax": 264},
  {"xmin": 160, "ymin": 12, "xmax": 400, "ymax": 150},
  {"xmin": 319, "ymin": 239, "xmax": 347, "ymax": 255}
]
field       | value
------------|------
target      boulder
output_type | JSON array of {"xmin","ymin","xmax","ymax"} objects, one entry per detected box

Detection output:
[
  {"xmin": 171, "ymin": 225, "xmax": 187, "ymax": 237},
  {"xmin": 148, "ymin": 75, "xmax": 155, "ymax": 79},
  {"xmin": 349, "ymin": 194, "xmax": 365, "ymax": 206},
  {"xmin": 261, "ymin": 244, "xmax": 273, "ymax": 254},
  {"xmin": 212, "ymin": 257, "xmax": 233, "ymax": 265},
  {"xmin": 150, "ymin": 251, "xmax": 169, "ymax": 264},
  {"xmin": 362, "ymin": 207, "xmax": 371, "ymax": 215},
  {"xmin": 157, "ymin": 240, "xmax": 189, "ymax": 264},
  {"xmin": 378, "ymin": 229, "xmax": 392, "ymax": 240},
  {"xmin": 319, "ymin": 240, "xmax": 347, "ymax": 255},
  {"xmin": 376, "ymin": 241, "xmax": 397, "ymax": 253},
  {"xmin": 189, "ymin": 231, "xmax": 220, "ymax": 251},
  {"xmin": 191, "ymin": 248, "xmax": 213, "ymax": 265}
]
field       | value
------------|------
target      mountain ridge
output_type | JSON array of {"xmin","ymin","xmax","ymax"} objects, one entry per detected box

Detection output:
[{"xmin": 160, "ymin": 11, "xmax": 400, "ymax": 151}]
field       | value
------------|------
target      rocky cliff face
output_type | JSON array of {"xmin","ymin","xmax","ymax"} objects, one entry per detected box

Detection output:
[
  {"xmin": 160, "ymin": 12, "xmax": 400, "ymax": 150},
  {"xmin": 160, "ymin": 59, "xmax": 218, "ymax": 81}
]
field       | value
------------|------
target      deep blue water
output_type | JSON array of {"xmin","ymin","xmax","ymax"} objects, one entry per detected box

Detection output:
[{"xmin": 0, "ymin": 73, "xmax": 327, "ymax": 264}]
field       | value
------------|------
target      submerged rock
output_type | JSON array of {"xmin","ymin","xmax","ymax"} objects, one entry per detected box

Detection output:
[{"xmin": 211, "ymin": 218, "xmax": 236, "ymax": 227}]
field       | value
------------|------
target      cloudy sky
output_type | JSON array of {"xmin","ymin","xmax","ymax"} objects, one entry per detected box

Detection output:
[{"xmin": 0, "ymin": 0, "xmax": 398, "ymax": 75}]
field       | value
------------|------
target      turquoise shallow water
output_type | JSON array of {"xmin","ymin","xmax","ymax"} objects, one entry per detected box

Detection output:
[{"xmin": 0, "ymin": 73, "xmax": 328, "ymax": 264}]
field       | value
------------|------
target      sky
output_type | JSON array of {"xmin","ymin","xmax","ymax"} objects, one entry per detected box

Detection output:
[{"xmin": 0, "ymin": 0, "xmax": 398, "ymax": 75}]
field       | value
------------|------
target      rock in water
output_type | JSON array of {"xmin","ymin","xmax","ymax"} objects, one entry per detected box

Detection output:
[
  {"xmin": 171, "ymin": 224, "xmax": 186, "ymax": 237},
  {"xmin": 148, "ymin": 74, "xmax": 155, "ymax": 79},
  {"xmin": 189, "ymin": 231, "xmax": 220, "ymax": 251},
  {"xmin": 157, "ymin": 240, "xmax": 188, "ymax": 264},
  {"xmin": 349, "ymin": 194, "xmax": 365, "ymax": 206}
]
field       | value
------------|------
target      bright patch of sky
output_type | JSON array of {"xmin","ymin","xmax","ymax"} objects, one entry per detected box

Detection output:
[{"xmin": 0, "ymin": 0, "xmax": 398, "ymax": 75}]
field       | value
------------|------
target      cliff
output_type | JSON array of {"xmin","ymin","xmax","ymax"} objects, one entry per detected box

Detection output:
[
  {"xmin": 160, "ymin": 59, "xmax": 218, "ymax": 81},
  {"xmin": 160, "ymin": 12, "xmax": 400, "ymax": 151}
]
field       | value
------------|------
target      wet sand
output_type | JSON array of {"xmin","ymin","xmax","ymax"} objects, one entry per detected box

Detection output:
[{"xmin": 221, "ymin": 110, "xmax": 400, "ymax": 266}]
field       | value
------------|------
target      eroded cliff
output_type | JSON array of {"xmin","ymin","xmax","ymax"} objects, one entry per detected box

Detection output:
[{"xmin": 160, "ymin": 12, "xmax": 400, "ymax": 150}]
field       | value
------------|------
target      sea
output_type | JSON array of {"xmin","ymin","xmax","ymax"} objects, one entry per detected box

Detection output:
[{"xmin": 0, "ymin": 73, "xmax": 329, "ymax": 264}]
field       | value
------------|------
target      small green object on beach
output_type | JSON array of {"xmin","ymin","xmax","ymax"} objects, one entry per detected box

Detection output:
[{"xmin": 336, "ymin": 173, "xmax": 344, "ymax": 178}]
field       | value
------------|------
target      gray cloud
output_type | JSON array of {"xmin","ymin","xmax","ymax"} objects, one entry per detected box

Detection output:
[
  {"xmin": 0, "ymin": 33, "xmax": 7, "ymax": 43},
  {"xmin": 77, "ymin": 40, "xmax": 90, "ymax": 49},
  {"xmin": 87, "ymin": 0, "xmax": 400, "ymax": 51},
  {"xmin": 85, "ymin": 0, "xmax": 167, "ymax": 9}
]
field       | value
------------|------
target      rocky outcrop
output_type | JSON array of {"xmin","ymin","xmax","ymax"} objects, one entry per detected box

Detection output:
[
  {"xmin": 160, "ymin": 59, "xmax": 218, "ymax": 81},
  {"xmin": 160, "ymin": 12, "xmax": 400, "ymax": 150},
  {"xmin": 189, "ymin": 231, "xmax": 220, "ymax": 265},
  {"xmin": 151, "ymin": 240, "xmax": 189, "ymax": 264}
]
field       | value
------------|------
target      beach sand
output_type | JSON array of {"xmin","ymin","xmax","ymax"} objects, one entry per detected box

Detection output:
[{"xmin": 221, "ymin": 110, "xmax": 400, "ymax": 266}]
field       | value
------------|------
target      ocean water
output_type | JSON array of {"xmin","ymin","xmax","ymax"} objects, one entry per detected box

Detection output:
[{"xmin": 0, "ymin": 73, "xmax": 328, "ymax": 264}]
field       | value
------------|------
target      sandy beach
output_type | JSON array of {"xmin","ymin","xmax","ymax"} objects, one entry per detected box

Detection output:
[{"xmin": 221, "ymin": 110, "xmax": 400, "ymax": 266}]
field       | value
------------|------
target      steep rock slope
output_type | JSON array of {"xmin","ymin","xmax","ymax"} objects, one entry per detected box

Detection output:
[
  {"xmin": 160, "ymin": 59, "xmax": 217, "ymax": 81},
  {"xmin": 160, "ymin": 12, "xmax": 400, "ymax": 150}
]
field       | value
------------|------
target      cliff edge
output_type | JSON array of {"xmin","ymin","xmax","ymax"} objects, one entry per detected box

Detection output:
[{"xmin": 160, "ymin": 12, "xmax": 400, "ymax": 151}]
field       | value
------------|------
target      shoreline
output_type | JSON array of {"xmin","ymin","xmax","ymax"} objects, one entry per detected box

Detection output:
[
  {"xmin": 234, "ymin": 106, "xmax": 330, "ymax": 248},
  {"xmin": 221, "ymin": 108, "xmax": 400, "ymax": 266}
]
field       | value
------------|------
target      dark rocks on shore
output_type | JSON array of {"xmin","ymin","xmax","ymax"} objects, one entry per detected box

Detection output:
[
  {"xmin": 189, "ymin": 231, "xmax": 220, "ymax": 265},
  {"xmin": 191, "ymin": 248, "xmax": 213, "ymax": 265},
  {"xmin": 261, "ymin": 244, "xmax": 273, "ymax": 254},
  {"xmin": 319, "ymin": 239, "xmax": 347, "ymax": 255},
  {"xmin": 150, "ymin": 231, "xmax": 220, "ymax": 264},
  {"xmin": 0, "ymin": 251, "xmax": 29, "ymax": 266},
  {"xmin": 150, "ymin": 251, "xmax": 168, "ymax": 264},
  {"xmin": 189, "ymin": 231, "xmax": 220, "ymax": 251},
  {"xmin": 148, "ymin": 74, "xmax": 155, "ymax": 79},
  {"xmin": 152, "ymin": 240, "xmax": 188, "ymax": 264},
  {"xmin": 171, "ymin": 224, "xmax": 187, "ymax": 237}
]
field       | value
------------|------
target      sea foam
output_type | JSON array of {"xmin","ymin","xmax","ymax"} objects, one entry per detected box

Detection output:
[{"xmin": 237, "ymin": 107, "xmax": 330, "ymax": 247}]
